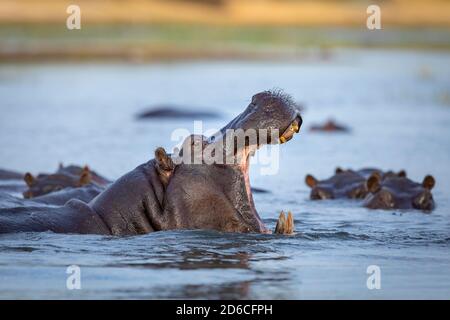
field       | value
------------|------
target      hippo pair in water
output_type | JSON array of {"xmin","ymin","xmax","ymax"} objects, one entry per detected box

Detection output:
[
  {"xmin": 23, "ymin": 163, "xmax": 110, "ymax": 198},
  {"xmin": 305, "ymin": 168, "xmax": 436, "ymax": 211},
  {"xmin": 20, "ymin": 164, "xmax": 110, "ymax": 205},
  {"xmin": 0, "ymin": 91, "xmax": 302, "ymax": 235}
]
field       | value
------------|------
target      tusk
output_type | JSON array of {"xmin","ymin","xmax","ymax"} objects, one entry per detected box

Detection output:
[
  {"xmin": 274, "ymin": 210, "xmax": 295, "ymax": 235},
  {"xmin": 279, "ymin": 119, "xmax": 301, "ymax": 144}
]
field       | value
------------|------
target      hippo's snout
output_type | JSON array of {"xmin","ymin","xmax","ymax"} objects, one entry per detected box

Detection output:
[
  {"xmin": 311, "ymin": 188, "xmax": 333, "ymax": 200},
  {"xmin": 23, "ymin": 191, "xmax": 33, "ymax": 199},
  {"xmin": 413, "ymin": 191, "xmax": 435, "ymax": 211}
]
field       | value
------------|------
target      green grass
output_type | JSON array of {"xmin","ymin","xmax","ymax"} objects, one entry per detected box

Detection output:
[{"xmin": 1, "ymin": 23, "xmax": 450, "ymax": 61}]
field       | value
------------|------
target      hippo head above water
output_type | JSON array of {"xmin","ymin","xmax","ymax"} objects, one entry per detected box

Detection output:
[
  {"xmin": 155, "ymin": 90, "xmax": 303, "ymax": 233},
  {"xmin": 22, "ymin": 164, "xmax": 110, "ymax": 199},
  {"xmin": 305, "ymin": 168, "xmax": 407, "ymax": 200},
  {"xmin": 23, "ymin": 167, "xmax": 92, "ymax": 198},
  {"xmin": 364, "ymin": 174, "xmax": 436, "ymax": 211}
]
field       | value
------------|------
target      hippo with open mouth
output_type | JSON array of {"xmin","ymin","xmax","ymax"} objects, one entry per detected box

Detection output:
[{"xmin": 0, "ymin": 90, "xmax": 302, "ymax": 235}]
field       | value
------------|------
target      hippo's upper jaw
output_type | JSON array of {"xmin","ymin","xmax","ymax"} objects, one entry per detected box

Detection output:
[
  {"xmin": 164, "ymin": 90, "xmax": 302, "ymax": 234},
  {"xmin": 218, "ymin": 90, "xmax": 302, "ymax": 146}
]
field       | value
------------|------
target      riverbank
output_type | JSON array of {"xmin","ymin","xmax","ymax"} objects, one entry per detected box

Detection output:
[{"xmin": 1, "ymin": 24, "xmax": 450, "ymax": 62}]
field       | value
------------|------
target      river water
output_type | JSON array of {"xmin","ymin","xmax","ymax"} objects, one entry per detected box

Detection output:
[{"xmin": 0, "ymin": 49, "xmax": 449, "ymax": 299}]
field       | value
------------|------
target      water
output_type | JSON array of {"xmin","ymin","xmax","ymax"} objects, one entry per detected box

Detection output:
[{"xmin": 0, "ymin": 49, "xmax": 450, "ymax": 299}]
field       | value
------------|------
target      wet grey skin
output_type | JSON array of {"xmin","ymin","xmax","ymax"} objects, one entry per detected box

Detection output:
[
  {"xmin": 22, "ymin": 164, "xmax": 110, "ymax": 199},
  {"xmin": 0, "ymin": 90, "xmax": 302, "ymax": 235},
  {"xmin": 305, "ymin": 168, "xmax": 406, "ymax": 200},
  {"xmin": 364, "ymin": 174, "xmax": 436, "ymax": 212}
]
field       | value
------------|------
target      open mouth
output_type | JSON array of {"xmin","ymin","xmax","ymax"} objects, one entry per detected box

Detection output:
[{"xmin": 241, "ymin": 117, "xmax": 302, "ymax": 233}]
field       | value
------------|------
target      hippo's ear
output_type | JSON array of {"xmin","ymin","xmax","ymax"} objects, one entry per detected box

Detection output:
[
  {"xmin": 366, "ymin": 173, "xmax": 381, "ymax": 193},
  {"xmin": 82, "ymin": 165, "xmax": 90, "ymax": 172},
  {"xmin": 335, "ymin": 167, "xmax": 344, "ymax": 174},
  {"xmin": 422, "ymin": 175, "xmax": 435, "ymax": 190},
  {"xmin": 155, "ymin": 147, "xmax": 175, "ymax": 188},
  {"xmin": 398, "ymin": 170, "xmax": 407, "ymax": 178},
  {"xmin": 24, "ymin": 172, "xmax": 35, "ymax": 186},
  {"xmin": 305, "ymin": 175, "xmax": 317, "ymax": 188},
  {"xmin": 58, "ymin": 162, "xmax": 64, "ymax": 170},
  {"xmin": 155, "ymin": 147, "xmax": 174, "ymax": 171},
  {"xmin": 79, "ymin": 171, "xmax": 91, "ymax": 186}
]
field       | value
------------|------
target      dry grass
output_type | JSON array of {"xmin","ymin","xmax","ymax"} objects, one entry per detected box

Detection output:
[
  {"xmin": 1, "ymin": 1, "xmax": 449, "ymax": 61},
  {"xmin": 0, "ymin": 0, "xmax": 449, "ymax": 27}
]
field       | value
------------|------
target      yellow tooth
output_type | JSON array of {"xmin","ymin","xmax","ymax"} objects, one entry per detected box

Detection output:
[
  {"xmin": 279, "ymin": 136, "xmax": 286, "ymax": 144},
  {"xmin": 292, "ymin": 124, "xmax": 299, "ymax": 132}
]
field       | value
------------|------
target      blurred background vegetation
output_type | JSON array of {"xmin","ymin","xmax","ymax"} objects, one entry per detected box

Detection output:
[{"xmin": 1, "ymin": 0, "xmax": 450, "ymax": 61}]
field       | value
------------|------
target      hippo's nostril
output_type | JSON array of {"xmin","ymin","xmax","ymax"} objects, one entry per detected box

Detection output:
[{"xmin": 311, "ymin": 189, "xmax": 332, "ymax": 200}]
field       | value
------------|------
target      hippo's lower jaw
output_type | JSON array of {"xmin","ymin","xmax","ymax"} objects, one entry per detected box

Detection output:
[{"xmin": 238, "ymin": 158, "xmax": 270, "ymax": 234}]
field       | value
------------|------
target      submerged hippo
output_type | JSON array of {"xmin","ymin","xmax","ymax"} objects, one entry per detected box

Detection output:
[
  {"xmin": 0, "ymin": 90, "xmax": 301, "ymax": 235},
  {"xmin": 310, "ymin": 119, "xmax": 350, "ymax": 133},
  {"xmin": 30, "ymin": 184, "xmax": 105, "ymax": 206},
  {"xmin": 136, "ymin": 105, "xmax": 220, "ymax": 120},
  {"xmin": 364, "ymin": 174, "xmax": 436, "ymax": 211},
  {"xmin": 23, "ymin": 164, "xmax": 110, "ymax": 199},
  {"xmin": 305, "ymin": 168, "xmax": 406, "ymax": 200}
]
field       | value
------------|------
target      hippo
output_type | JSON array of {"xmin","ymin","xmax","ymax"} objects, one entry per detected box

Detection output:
[
  {"xmin": 0, "ymin": 168, "xmax": 24, "ymax": 180},
  {"xmin": 0, "ymin": 90, "xmax": 301, "ymax": 235},
  {"xmin": 305, "ymin": 168, "xmax": 406, "ymax": 200},
  {"xmin": 310, "ymin": 119, "xmax": 349, "ymax": 133},
  {"xmin": 30, "ymin": 184, "xmax": 105, "ymax": 206},
  {"xmin": 364, "ymin": 174, "xmax": 436, "ymax": 211},
  {"xmin": 23, "ymin": 164, "xmax": 110, "ymax": 199},
  {"xmin": 57, "ymin": 164, "xmax": 111, "ymax": 186},
  {"xmin": 136, "ymin": 105, "xmax": 220, "ymax": 120}
]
